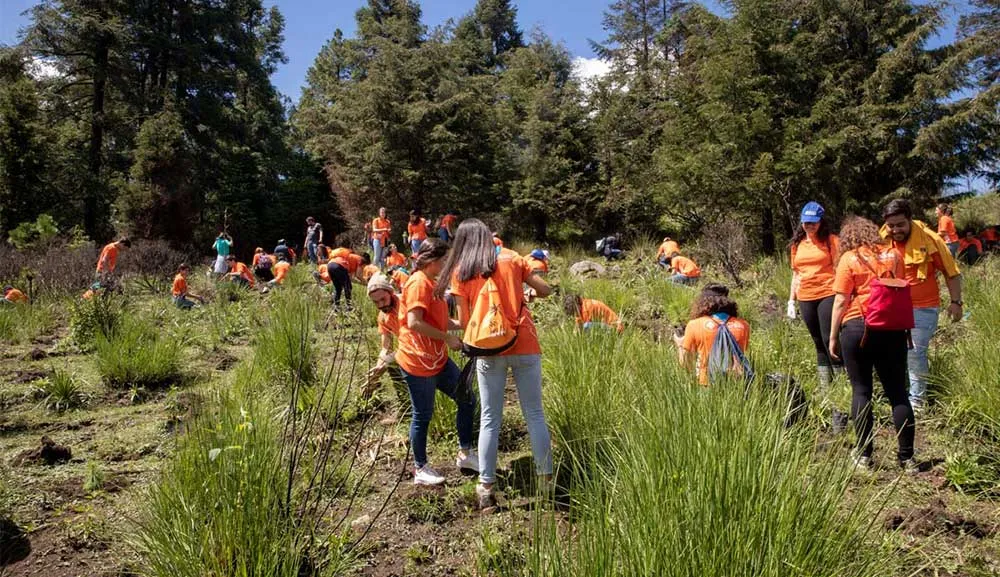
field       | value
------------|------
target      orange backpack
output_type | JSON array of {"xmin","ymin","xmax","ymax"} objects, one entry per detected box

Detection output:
[{"xmin": 463, "ymin": 275, "xmax": 518, "ymax": 356}]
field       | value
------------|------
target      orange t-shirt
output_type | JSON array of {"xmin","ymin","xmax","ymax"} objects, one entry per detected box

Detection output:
[
  {"xmin": 96, "ymin": 242, "xmax": 120, "ymax": 273},
  {"xmin": 408, "ymin": 219, "xmax": 428, "ymax": 242},
  {"xmin": 317, "ymin": 263, "xmax": 331, "ymax": 284},
  {"xmin": 386, "ymin": 252, "xmax": 407, "ymax": 268},
  {"xmin": 681, "ymin": 315, "xmax": 751, "ymax": 386},
  {"xmin": 450, "ymin": 248, "xmax": 541, "ymax": 356},
  {"xmin": 273, "ymin": 261, "xmax": 291, "ymax": 284},
  {"xmin": 577, "ymin": 298, "xmax": 622, "ymax": 332},
  {"xmin": 833, "ymin": 246, "xmax": 905, "ymax": 322},
  {"xmin": 441, "ymin": 214, "xmax": 457, "ymax": 230},
  {"xmin": 378, "ymin": 305, "xmax": 400, "ymax": 336},
  {"xmin": 362, "ymin": 264, "xmax": 379, "ymax": 282},
  {"xmin": 959, "ymin": 237, "xmax": 983, "ymax": 255},
  {"xmin": 390, "ymin": 269, "xmax": 410, "ymax": 291},
  {"xmin": 657, "ymin": 241, "xmax": 680, "ymax": 259},
  {"xmin": 525, "ymin": 256, "xmax": 548, "ymax": 274},
  {"xmin": 171, "ymin": 274, "xmax": 187, "ymax": 297},
  {"xmin": 230, "ymin": 262, "xmax": 255, "ymax": 288},
  {"xmin": 346, "ymin": 253, "xmax": 363, "ymax": 275},
  {"xmin": 672, "ymin": 256, "xmax": 701, "ymax": 277},
  {"xmin": 329, "ymin": 247, "xmax": 350, "ymax": 261},
  {"xmin": 395, "ymin": 271, "xmax": 450, "ymax": 377},
  {"xmin": 4, "ymin": 288, "xmax": 28, "ymax": 304},
  {"xmin": 982, "ymin": 227, "xmax": 998, "ymax": 242},
  {"xmin": 791, "ymin": 234, "xmax": 840, "ymax": 301},
  {"xmin": 372, "ymin": 218, "xmax": 392, "ymax": 243},
  {"xmin": 938, "ymin": 215, "xmax": 958, "ymax": 243},
  {"xmin": 890, "ymin": 237, "xmax": 959, "ymax": 309}
]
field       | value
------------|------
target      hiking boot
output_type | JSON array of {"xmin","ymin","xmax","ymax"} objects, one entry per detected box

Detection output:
[
  {"xmin": 413, "ymin": 465, "xmax": 445, "ymax": 486},
  {"xmin": 850, "ymin": 449, "xmax": 873, "ymax": 470},
  {"xmin": 900, "ymin": 458, "xmax": 920, "ymax": 474},
  {"xmin": 455, "ymin": 450, "xmax": 480, "ymax": 473},
  {"xmin": 476, "ymin": 484, "xmax": 497, "ymax": 512}
]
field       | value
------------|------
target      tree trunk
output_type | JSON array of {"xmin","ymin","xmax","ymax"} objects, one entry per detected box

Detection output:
[{"xmin": 761, "ymin": 206, "xmax": 776, "ymax": 255}]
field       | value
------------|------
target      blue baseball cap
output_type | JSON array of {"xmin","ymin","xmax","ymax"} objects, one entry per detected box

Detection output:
[
  {"xmin": 530, "ymin": 249, "xmax": 547, "ymax": 260},
  {"xmin": 800, "ymin": 202, "xmax": 824, "ymax": 224}
]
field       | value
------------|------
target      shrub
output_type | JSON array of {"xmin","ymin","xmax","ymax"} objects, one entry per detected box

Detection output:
[
  {"xmin": 69, "ymin": 292, "xmax": 127, "ymax": 349},
  {"xmin": 33, "ymin": 369, "xmax": 88, "ymax": 412},
  {"xmin": 94, "ymin": 317, "xmax": 183, "ymax": 390}
]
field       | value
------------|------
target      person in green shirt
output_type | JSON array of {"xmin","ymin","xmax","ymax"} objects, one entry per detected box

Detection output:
[{"xmin": 213, "ymin": 232, "xmax": 233, "ymax": 276}]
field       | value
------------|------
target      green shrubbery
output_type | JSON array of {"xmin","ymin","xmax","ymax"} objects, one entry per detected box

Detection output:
[
  {"xmin": 94, "ymin": 316, "xmax": 183, "ymax": 389},
  {"xmin": 69, "ymin": 293, "xmax": 126, "ymax": 350},
  {"xmin": 0, "ymin": 302, "xmax": 56, "ymax": 345}
]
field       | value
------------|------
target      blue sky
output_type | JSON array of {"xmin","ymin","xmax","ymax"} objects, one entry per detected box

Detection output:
[{"xmin": 0, "ymin": 0, "xmax": 971, "ymax": 100}]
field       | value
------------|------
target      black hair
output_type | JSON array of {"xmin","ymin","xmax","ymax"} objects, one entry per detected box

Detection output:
[
  {"xmin": 882, "ymin": 199, "xmax": 913, "ymax": 221},
  {"xmin": 790, "ymin": 217, "xmax": 832, "ymax": 247},
  {"xmin": 434, "ymin": 219, "xmax": 496, "ymax": 299}
]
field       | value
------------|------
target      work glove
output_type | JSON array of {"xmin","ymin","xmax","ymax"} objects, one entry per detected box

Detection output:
[{"xmin": 786, "ymin": 300, "xmax": 797, "ymax": 320}]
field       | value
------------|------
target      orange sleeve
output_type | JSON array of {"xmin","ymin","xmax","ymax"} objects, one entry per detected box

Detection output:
[
  {"xmin": 404, "ymin": 278, "xmax": 432, "ymax": 315},
  {"xmin": 832, "ymin": 254, "xmax": 855, "ymax": 296},
  {"xmin": 790, "ymin": 244, "xmax": 798, "ymax": 273},
  {"xmin": 681, "ymin": 319, "xmax": 700, "ymax": 351}
]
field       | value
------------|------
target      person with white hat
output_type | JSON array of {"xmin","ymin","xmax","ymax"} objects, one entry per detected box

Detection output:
[{"xmin": 363, "ymin": 274, "xmax": 405, "ymax": 404}]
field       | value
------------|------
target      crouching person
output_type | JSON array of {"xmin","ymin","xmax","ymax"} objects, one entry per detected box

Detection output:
[
  {"xmin": 673, "ymin": 284, "xmax": 751, "ymax": 386},
  {"xmin": 172, "ymin": 264, "xmax": 204, "ymax": 309}
]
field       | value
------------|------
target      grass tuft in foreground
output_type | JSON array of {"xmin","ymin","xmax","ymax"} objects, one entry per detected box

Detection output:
[{"xmin": 94, "ymin": 316, "xmax": 183, "ymax": 390}]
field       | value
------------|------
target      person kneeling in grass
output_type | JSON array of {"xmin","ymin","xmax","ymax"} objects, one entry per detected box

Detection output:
[
  {"xmin": 673, "ymin": 284, "xmax": 751, "ymax": 386},
  {"xmin": 2, "ymin": 285, "xmax": 29, "ymax": 305},
  {"xmin": 667, "ymin": 252, "xmax": 701, "ymax": 285},
  {"xmin": 172, "ymin": 264, "xmax": 204, "ymax": 309},
  {"xmin": 225, "ymin": 255, "xmax": 255, "ymax": 289},
  {"xmin": 563, "ymin": 293, "xmax": 623, "ymax": 333}
]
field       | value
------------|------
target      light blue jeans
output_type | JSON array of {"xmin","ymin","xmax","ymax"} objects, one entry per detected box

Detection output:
[
  {"xmin": 909, "ymin": 307, "xmax": 940, "ymax": 405},
  {"xmin": 372, "ymin": 238, "xmax": 385, "ymax": 267},
  {"xmin": 476, "ymin": 354, "xmax": 552, "ymax": 484}
]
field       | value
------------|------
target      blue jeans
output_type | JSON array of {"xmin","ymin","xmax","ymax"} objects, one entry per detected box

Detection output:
[
  {"xmin": 670, "ymin": 273, "xmax": 697, "ymax": 285},
  {"xmin": 411, "ymin": 238, "xmax": 423, "ymax": 255},
  {"xmin": 909, "ymin": 307, "xmax": 939, "ymax": 405},
  {"xmin": 373, "ymin": 238, "xmax": 385, "ymax": 268},
  {"xmin": 657, "ymin": 256, "xmax": 670, "ymax": 269},
  {"xmin": 946, "ymin": 241, "xmax": 959, "ymax": 258},
  {"xmin": 476, "ymin": 354, "xmax": 552, "ymax": 484},
  {"xmin": 439, "ymin": 228, "xmax": 451, "ymax": 243},
  {"xmin": 173, "ymin": 295, "xmax": 195, "ymax": 310},
  {"xmin": 401, "ymin": 359, "xmax": 475, "ymax": 468},
  {"xmin": 306, "ymin": 241, "xmax": 318, "ymax": 264}
]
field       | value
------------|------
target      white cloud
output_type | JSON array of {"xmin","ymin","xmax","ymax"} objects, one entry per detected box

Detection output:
[{"xmin": 572, "ymin": 56, "xmax": 611, "ymax": 83}]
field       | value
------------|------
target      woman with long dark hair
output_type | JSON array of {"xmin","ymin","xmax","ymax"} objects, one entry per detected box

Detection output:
[
  {"xmin": 436, "ymin": 219, "xmax": 554, "ymax": 510},
  {"xmin": 829, "ymin": 216, "xmax": 915, "ymax": 471},
  {"xmin": 396, "ymin": 238, "xmax": 477, "ymax": 486},
  {"xmin": 788, "ymin": 202, "xmax": 841, "ymax": 395}
]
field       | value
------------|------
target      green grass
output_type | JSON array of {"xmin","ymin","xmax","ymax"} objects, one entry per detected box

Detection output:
[
  {"xmin": 0, "ymin": 301, "xmax": 56, "ymax": 345},
  {"xmin": 33, "ymin": 368, "xmax": 88, "ymax": 412},
  {"xmin": 94, "ymin": 316, "xmax": 184, "ymax": 389}
]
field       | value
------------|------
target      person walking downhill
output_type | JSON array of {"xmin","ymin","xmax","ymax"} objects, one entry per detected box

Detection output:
[
  {"xmin": 212, "ymin": 232, "xmax": 233, "ymax": 277},
  {"xmin": 407, "ymin": 211, "xmax": 429, "ymax": 255},
  {"xmin": 881, "ymin": 199, "xmax": 962, "ymax": 411},
  {"xmin": 787, "ymin": 202, "xmax": 843, "ymax": 406},
  {"xmin": 372, "ymin": 208, "xmax": 392, "ymax": 268},
  {"xmin": 304, "ymin": 217, "xmax": 324, "ymax": 264},
  {"xmin": 936, "ymin": 203, "xmax": 959, "ymax": 258},
  {"xmin": 395, "ymin": 239, "xmax": 477, "ymax": 486},
  {"xmin": 439, "ymin": 219, "xmax": 554, "ymax": 510},
  {"xmin": 829, "ymin": 216, "xmax": 916, "ymax": 472}
]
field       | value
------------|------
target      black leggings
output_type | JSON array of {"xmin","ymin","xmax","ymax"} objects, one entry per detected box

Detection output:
[
  {"xmin": 327, "ymin": 263, "xmax": 352, "ymax": 305},
  {"xmin": 839, "ymin": 319, "xmax": 914, "ymax": 461},
  {"xmin": 799, "ymin": 296, "xmax": 840, "ymax": 367}
]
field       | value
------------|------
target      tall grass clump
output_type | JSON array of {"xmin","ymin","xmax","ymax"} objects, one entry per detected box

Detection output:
[
  {"xmin": 94, "ymin": 316, "xmax": 183, "ymax": 389},
  {"xmin": 531, "ymin": 331, "xmax": 897, "ymax": 577},
  {"xmin": 253, "ymin": 289, "xmax": 317, "ymax": 391},
  {"xmin": 69, "ymin": 292, "xmax": 127, "ymax": 350},
  {"xmin": 938, "ymin": 258, "xmax": 1000, "ymax": 436},
  {"xmin": 0, "ymin": 302, "xmax": 56, "ymax": 345}
]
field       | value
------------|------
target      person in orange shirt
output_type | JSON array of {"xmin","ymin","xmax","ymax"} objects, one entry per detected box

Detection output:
[
  {"xmin": 672, "ymin": 284, "xmax": 751, "ymax": 386},
  {"xmin": 225, "ymin": 255, "xmax": 255, "ymax": 289},
  {"xmin": 437, "ymin": 212, "xmax": 457, "ymax": 243},
  {"xmin": 830, "ymin": 216, "xmax": 914, "ymax": 471},
  {"xmin": 788, "ymin": 201, "xmax": 842, "ymax": 393},
  {"xmin": 171, "ymin": 264, "xmax": 204, "ymax": 309},
  {"xmin": 385, "ymin": 244, "xmax": 407, "ymax": 269},
  {"xmin": 389, "ymin": 267, "xmax": 410, "ymax": 291},
  {"xmin": 563, "ymin": 294, "xmax": 623, "ymax": 333},
  {"xmin": 2, "ymin": 286, "xmax": 29, "ymax": 305},
  {"xmin": 440, "ymin": 219, "xmax": 554, "ymax": 509},
  {"xmin": 882, "ymin": 199, "xmax": 962, "ymax": 410},
  {"xmin": 407, "ymin": 211, "xmax": 429, "ymax": 255},
  {"xmin": 980, "ymin": 225, "xmax": 998, "ymax": 252},
  {"xmin": 656, "ymin": 237, "xmax": 681, "ymax": 268},
  {"xmin": 268, "ymin": 256, "xmax": 292, "ymax": 287},
  {"xmin": 525, "ymin": 249, "xmax": 549, "ymax": 274},
  {"xmin": 667, "ymin": 253, "xmax": 701, "ymax": 285},
  {"xmin": 395, "ymin": 238, "xmax": 474, "ymax": 486},
  {"xmin": 362, "ymin": 263, "xmax": 380, "ymax": 283},
  {"xmin": 362, "ymin": 274, "xmax": 409, "ymax": 407},
  {"xmin": 936, "ymin": 203, "xmax": 959, "ymax": 257},
  {"xmin": 371, "ymin": 207, "xmax": 392, "ymax": 268},
  {"xmin": 492, "ymin": 233, "xmax": 503, "ymax": 251},
  {"xmin": 95, "ymin": 237, "xmax": 131, "ymax": 286},
  {"xmin": 958, "ymin": 230, "xmax": 983, "ymax": 265}
]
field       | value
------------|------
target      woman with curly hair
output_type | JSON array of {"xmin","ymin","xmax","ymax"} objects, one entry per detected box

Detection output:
[
  {"xmin": 829, "ymin": 216, "xmax": 915, "ymax": 472},
  {"xmin": 672, "ymin": 284, "xmax": 750, "ymax": 386}
]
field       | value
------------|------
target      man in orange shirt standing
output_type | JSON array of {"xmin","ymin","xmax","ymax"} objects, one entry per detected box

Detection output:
[
  {"xmin": 882, "ymin": 199, "xmax": 962, "ymax": 411},
  {"xmin": 936, "ymin": 203, "xmax": 959, "ymax": 258},
  {"xmin": 96, "ymin": 237, "xmax": 131, "ymax": 287},
  {"xmin": 372, "ymin": 207, "xmax": 392, "ymax": 269}
]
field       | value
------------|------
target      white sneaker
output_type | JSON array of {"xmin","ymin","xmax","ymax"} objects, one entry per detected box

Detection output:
[
  {"xmin": 456, "ymin": 450, "xmax": 480, "ymax": 473},
  {"xmin": 850, "ymin": 449, "xmax": 873, "ymax": 470},
  {"xmin": 413, "ymin": 465, "xmax": 445, "ymax": 486}
]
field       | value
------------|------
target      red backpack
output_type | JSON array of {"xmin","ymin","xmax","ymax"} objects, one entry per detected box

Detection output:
[{"xmin": 856, "ymin": 250, "xmax": 914, "ymax": 331}]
